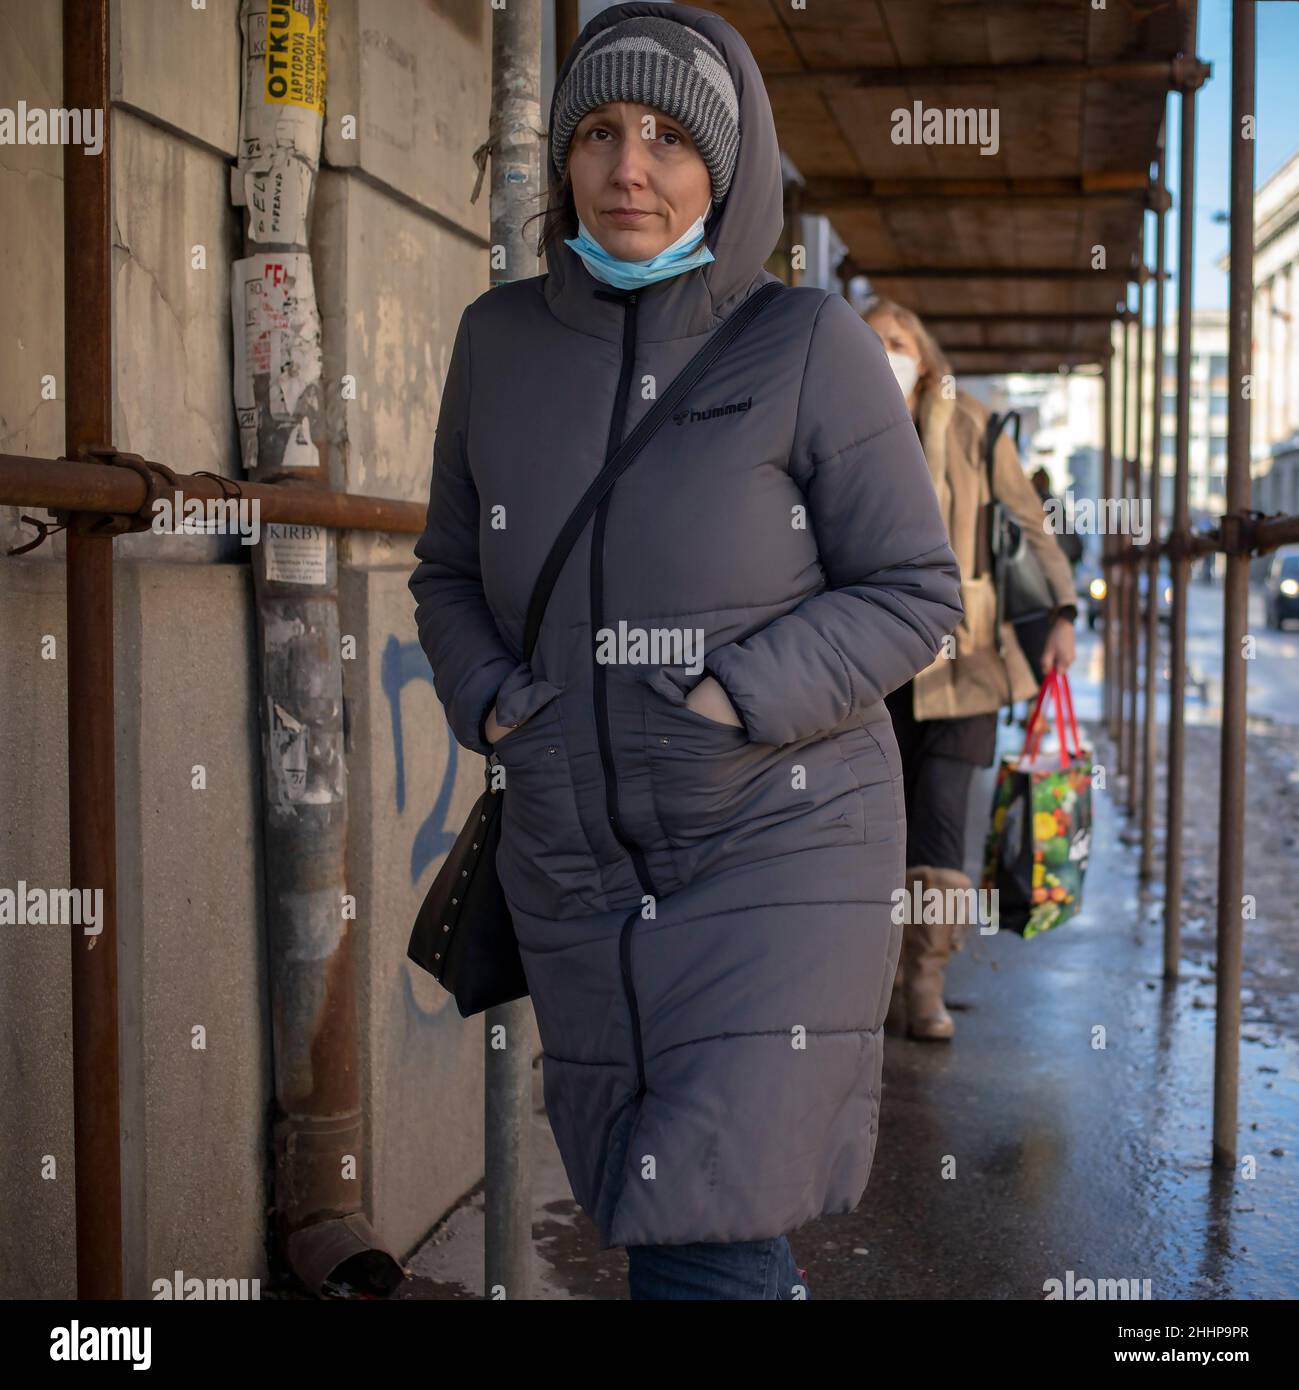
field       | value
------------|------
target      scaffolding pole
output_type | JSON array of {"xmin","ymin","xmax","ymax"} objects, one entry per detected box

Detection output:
[{"xmin": 1212, "ymin": 0, "xmax": 1256, "ymax": 1170}]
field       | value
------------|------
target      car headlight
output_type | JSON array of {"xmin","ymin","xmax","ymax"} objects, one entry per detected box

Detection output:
[
  {"xmin": 1089, "ymin": 577, "xmax": 1107, "ymax": 600},
  {"xmin": 1281, "ymin": 578, "xmax": 1299, "ymax": 597}
]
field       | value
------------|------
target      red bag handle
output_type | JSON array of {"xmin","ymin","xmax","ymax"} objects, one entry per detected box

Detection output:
[
  {"xmin": 1056, "ymin": 668, "xmax": 1083, "ymax": 758},
  {"xmin": 1020, "ymin": 669, "xmax": 1083, "ymax": 768},
  {"xmin": 1020, "ymin": 671, "xmax": 1055, "ymax": 764}
]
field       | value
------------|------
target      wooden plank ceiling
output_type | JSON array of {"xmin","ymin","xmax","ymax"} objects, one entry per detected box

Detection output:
[{"xmin": 708, "ymin": 0, "xmax": 1190, "ymax": 373}]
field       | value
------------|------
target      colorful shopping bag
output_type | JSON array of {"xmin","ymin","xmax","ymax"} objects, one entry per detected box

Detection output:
[{"xmin": 981, "ymin": 669, "xmax": 1092, "ymax": 938}]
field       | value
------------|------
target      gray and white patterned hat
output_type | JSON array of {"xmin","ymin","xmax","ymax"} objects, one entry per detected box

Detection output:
[{"xmin": 550, "ymin": 15, "xmax": 741, "ymax": 205}]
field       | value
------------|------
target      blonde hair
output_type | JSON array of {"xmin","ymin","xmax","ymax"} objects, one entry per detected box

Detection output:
[{"xmin": 859, "ymin": 295, "xmax": 952, "ymax": 398}]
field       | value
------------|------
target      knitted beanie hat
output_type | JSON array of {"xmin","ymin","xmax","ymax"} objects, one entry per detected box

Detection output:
[{"xmin": 550, "ymin": 15, "xmax": 741, "ymax": 205}]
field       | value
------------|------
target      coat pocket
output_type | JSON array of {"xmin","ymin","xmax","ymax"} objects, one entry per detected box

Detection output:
[
  {"xmin": 645, "ymin": 670, "xmax": 866, "ymax": 854},
  {"xmin": 642, "ymin": 669, "xmax": 760, "ymax": 846},
  {"xmin": 490, "ymin": 666, "xmax": 562, "ymax": 741},
  {"xmin": 491, "ymin": 690, "xmax": 596, "ymax": 920},
  {"xmin": 833, "ymin": 719, "xmax": 904, "ymax": 846}
]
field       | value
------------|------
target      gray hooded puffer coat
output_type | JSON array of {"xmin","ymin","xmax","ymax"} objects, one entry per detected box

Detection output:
[{"xmin": 409, "ymin": 1, "xmax": 963, "ymax": 1249}]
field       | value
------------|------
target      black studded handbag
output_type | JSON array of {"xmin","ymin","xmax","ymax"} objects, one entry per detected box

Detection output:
[
  {"xmin": 406, "ymin": 749, "xmax": 519, "ymax": 1017},
  {"xmin": 406, "ymin": 281, "xmax": 785, "ymax": 1017},
  {"xmin": 982, "ymin": 410, "xmax": 1056, "ymax": 676}
]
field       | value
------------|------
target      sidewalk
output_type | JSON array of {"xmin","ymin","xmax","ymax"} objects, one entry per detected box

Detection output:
[{"xmin": 399, "ymin": 637, "xmax": 1299, "ymax": 1300}]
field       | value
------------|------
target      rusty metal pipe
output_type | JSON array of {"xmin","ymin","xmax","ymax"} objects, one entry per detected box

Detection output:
[
  {"xmin": 763, "ymin": 59, "xmax": 1205, "ymax": 91},
  {"xmin": 1101, "ymin": 355, "xmax": 1115, "ymax": 731},
  {"xmin": 61, "ymin": 0, "xmax": 122, "ymax": 1301},
  {"xmin": 1165, "ymin": 0, "xmax": 1200, "ymax": 978},
  {"xmin": 1213, "ymin": 0, "xmax": 1255, "ymax": 1171},
  {"xmin": 1125, "ymin": 222, "xmax": 1148, "ymax": 819},
  {"xmin": 555, "ymin": 0, "xmax": 580, "ymax": 67},
  {"xmin": 1140, "ymin": 124, "xmax": 1168, "ymax": 878},
  {"xmin": 1111, "ymin": 316, "xmax": 1132, "ymax": 745},
  {"xmin": 0, "ymin": 453, "xmax": 426, "ymax": 535}
]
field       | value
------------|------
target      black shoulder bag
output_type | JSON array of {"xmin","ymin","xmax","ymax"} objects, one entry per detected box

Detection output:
[
  {"xmin": 407, "ymin": 280, "xmax": 785, "ymax": 1017},
  {"xmin": 982, "ymin": 409, "xmax": 1055, "ymax": 680}
]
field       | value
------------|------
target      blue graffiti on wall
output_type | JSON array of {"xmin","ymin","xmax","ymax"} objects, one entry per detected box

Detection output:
[
  {"xmin": 384, "ymin": 633, "xmax": 485, "ymax": 1032},
  {"xmin": 381, "ymin": 634, "xmax": 459, "ymax": 883}
]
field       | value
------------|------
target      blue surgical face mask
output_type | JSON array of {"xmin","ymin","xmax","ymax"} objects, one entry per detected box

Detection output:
[{"xmin": 564, "ymin": 200, "xmax": 715, "ymax": 291}]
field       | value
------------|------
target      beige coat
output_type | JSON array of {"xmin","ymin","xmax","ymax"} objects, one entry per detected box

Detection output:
[{"xmin": 910, "ymin": 387, "xmax": 1079, "ymax": 721}]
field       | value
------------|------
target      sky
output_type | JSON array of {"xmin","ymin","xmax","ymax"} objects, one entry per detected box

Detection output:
[{"xmin": 1165, "ymin": 0, "xmax": 1299, "ymax": 313}]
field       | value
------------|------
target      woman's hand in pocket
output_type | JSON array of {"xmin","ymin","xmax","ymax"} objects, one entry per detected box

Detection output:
[
  {"xmin": 485, "ymin": 703, "xmax": 526, "ymax": 744},
  {"xmin": 684, "ymin": 675, "xmax": 744, "ymax": 728}
]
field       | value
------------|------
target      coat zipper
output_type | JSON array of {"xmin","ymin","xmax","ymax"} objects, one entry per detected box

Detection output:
[{"xmin": 592, "ymin": 286, "xmax": 659, "ymax": 1099}]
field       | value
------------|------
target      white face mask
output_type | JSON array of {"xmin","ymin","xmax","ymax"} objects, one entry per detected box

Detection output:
[{"xmin": 886, "ymin": 350, "xmax": 919, "ymax": 400}]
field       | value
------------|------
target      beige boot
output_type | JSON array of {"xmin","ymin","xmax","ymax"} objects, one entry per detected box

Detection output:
[{"xmin": 901, "ymin": 865, "xmax": 974, "ymax": 1041}]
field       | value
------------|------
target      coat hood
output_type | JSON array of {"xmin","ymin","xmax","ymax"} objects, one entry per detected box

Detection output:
[{"xmin": 543, "ymin": 2, "xmax": 784, "ymax": 344}]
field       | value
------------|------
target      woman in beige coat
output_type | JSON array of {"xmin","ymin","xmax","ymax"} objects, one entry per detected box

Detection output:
[{"xmin": 862, "ymin": 297, "xmax": 1080, "ymax": 1040}]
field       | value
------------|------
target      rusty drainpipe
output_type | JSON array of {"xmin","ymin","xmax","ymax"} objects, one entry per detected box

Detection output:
[
  {"xmin": 231, "ymin": 0, "xmax": 399, "ymax": 1294},
  {"xmin": 61, "ymin": 0, "xmax": 122, "ymax": 1300}
]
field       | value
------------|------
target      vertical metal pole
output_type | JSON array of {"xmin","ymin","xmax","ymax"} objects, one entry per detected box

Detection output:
[
  {"xmin": 1111, "ymin": 313, "xmax": 1133, "ymax": 745},
  {"xmin": 1213, "ymin": 0, "xmax": 1255, "ymax": 1170},
  {"xmin": 1101, "ymin": 351, "xmax": 1115, "ymax": 729},
  {"xmin": 555, "ymin": 0, "xmax": 580, "ymax": 68},
  {"xmin": 485, "ymin": 0, "xmax": 542, "ymax": 1301},
  {"xmin": 1165, "ymin": 1, "xmax": 1200, "ymax": 978},
  {"xmin": 62, "ymin": 0, "xmax": 123, "ymax": 1300},
  {"xmin": 1125, "ymin": 229, "xmax": 1148, "ymax": 817},
  {"xmin": 1141, "ymin": 125, "xmax": 1168, "ymax": 878}
]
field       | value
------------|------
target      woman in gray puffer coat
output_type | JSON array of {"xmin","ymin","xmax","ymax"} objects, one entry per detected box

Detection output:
[{"xmin": 409, "ymin": 2, "xmax": 962, "ymax": 1301}]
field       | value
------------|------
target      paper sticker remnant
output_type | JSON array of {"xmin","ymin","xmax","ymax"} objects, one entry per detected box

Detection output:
[
  {"xmin": 264, "ymin": 521, "xmax": 328, "ymax": 585},
  {"xmin": 269, "ymin": 698, "xmax": 309, "ymax": 800},
  {"xmin": 243, "ymin": 150, "xmax": 314, "ymax": 244}
]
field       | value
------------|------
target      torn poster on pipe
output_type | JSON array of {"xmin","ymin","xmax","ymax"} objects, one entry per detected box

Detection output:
[
  {"xmin": 232, "ymin": 0, "xmax": 327, "ymax": 244},
  {"xmin": 232, "ymin": 252, "xmax": 323, "ymax": 472}
]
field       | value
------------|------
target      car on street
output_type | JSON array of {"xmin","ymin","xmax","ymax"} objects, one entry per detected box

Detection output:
[
  {"xmin": 1263, "ymin": 544, "xmax": 1299, "ymax": 631},
  {"xmin": 1082, "ymin": 558, "xmax": 1173, "ymax": 630}
]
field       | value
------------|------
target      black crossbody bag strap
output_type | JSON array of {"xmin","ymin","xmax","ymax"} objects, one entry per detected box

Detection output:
[
  {"xmin": 521, "ymin": 280, "xmax": 784, "ymax": 660},
  {"xmin": 983, "ymin": 410, "xmax": 1013, "ymax": 655}
]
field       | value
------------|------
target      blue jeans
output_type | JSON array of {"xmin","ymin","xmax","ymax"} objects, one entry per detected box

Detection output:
[{"xmin": 626, "ymin": 1235, "xmax": 812, "ymax": 1300}]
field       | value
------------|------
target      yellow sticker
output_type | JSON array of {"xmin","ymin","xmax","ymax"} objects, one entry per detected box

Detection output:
[{"xmin": 265, "ymin": 0, "xmax": 327, "ymax": 113}]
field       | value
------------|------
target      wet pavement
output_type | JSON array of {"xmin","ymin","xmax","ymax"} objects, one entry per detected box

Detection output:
[{"xmin": 400, "ymin": 610, "xmax": 1299, "ymax": 1300}]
